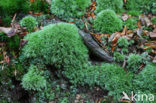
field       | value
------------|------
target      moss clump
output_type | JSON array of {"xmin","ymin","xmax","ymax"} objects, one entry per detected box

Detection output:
[
  {"xmin": 127, "ymin": 54, "xmax": 143, "ymax": 72},
  {"xmin": 22, "ymin": 65, "xmax": 47, "ymax": 91},
  {"xmin": 30, "ymin": 0, "xmax": 49, "ymax": 13},
  {"xmin": 93, "ymin": 10, "xmax": 123, "ymax": 34},
  {"xmin": 22, "ymin": 22, "xmax": 89, "ymax": 69},
  {"xmin": 127, "ymin": 10, "xmax": 141, "ymax": 17},
  {"xmin": 51, "ymin": 0, "xmax": 91, "ymax": 18},
  {"xmin": 113, "ymin": 52, "xmax": 125, "ymax": 62},
  {"xmin": 20, "ymin": 16, "xmax": 38, "ymax": 32},
  {"xmin": 84, "ymin": 64, "xmax": 132, "ymax": 101},
  {"xmin": 95, "ymin": 0, "xmax": 123, "ymax": 13},
  {"xmin": 65, "ymin": 63, "xmax": 132, "ymax": 101},
  {"xmin": 125, "ymin": 0, "xmax": 156, "ymax": 14},
  {"xmin": 124, "ymin": 18, "xmax": 137, "ymax": 30},
  {"xmin": 134, "ymin": 63, "xmax": 156, "ymax": 94},
  {"xmin": 0, "ymin": 0, "xmax": 29, "ymax": 16},
  {"xmin": 152, "ymin": 17, "xmax": 156, "ymax": 24},
  {"xmin": 117, "ymin": 37, "xmax": 129, "ymax": 48}
]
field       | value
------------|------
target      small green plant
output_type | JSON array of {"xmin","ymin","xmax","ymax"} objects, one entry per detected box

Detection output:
[
  {"xmin": 51, "ymin": 0, "xmax": 91, "ymax": 18},
  {"xmin": 113, "ymin": 52, "xmax": 125, "ymax": 62},
  {"xmin": 152, "ymin": 2, "xmax": 156, "ymax": 15},
  {"xmin": 93, "ymin": 10, "xmax": 123, "ymax": 34},
  {"xmin": 127, "ymin": 54, "xmax": 143, "ymax": 72},
  {"xmin": 127, "ymin": 10, "xmax": 141, "ymax": 17},
  {"xmin": 21, "ymin": 23, "xmax": 89, "ymax": 69},
  {"xmin": 152, "ymin": 17, "xmax": 156, "ymax": 24},
  {"xmin": 134, "ymin": 63, "xmax": 156, "ymax": 94},
  {"xmin": 65, "ymin": 63, "xmax": 132, "ymax": 101},
  {"xmin": 124, "ymin": 18, "xmax": 137, "ymax": 30},
  {"xmin": 95, "ymin": 0, "xmax": 123, "ymax": 13},
  {"xmin": 22, "ymin": 65, "xmax": 47, "ymax": 91},
  {"xmin": 1, "ymin": 15, "xmax": 12, "ymax": 26},
  {"xmin": 30, "ymin": 0, "xmax": 49, "ymax": 13},
  {"xmin": 125, "ymin": 0, "xmax": 155, "ymax": 14},
  {"xmin": 117, "ymin": 37, "xmax": 129, "ymax": 48},
  {"xmin": 0, "ymin": 0, "xmax": 29, "ymax": 16},
  {"xmin": 20, "ymin": 16, "xmax": 38, "ymax": 32}
]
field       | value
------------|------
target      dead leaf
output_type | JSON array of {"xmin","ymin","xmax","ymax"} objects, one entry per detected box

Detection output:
[
  {"xmin": 121, "ymin": 26, "xmax": 127, "ymax": 36},
  {"xmin": 20, "ymin": 39, "xmax": 28, "ymax": 49},
  {"xmin": 91, "ymin": 12, "xmax": 96, "ymax": 19},
  {"xmin": 150, "ymin": 32, "xmax": 156, "ymax": 39},
  {"xmin": 139, "ymin": 15, "xmax": 152, "ymax": 26},
  {"xmin": 0, "ymin": 27, "xmax": 17, "ymax": 37},
  {"xmin": 123, "ymin": 0, "xmax": 127, "ymax": 3},
  {"xmin": 122, "ymin": 14, "xmax": 129, "ymax": 21},
  {"xmin": 153, "ymin": 56, "xmax": 156, "ymax": 63}
]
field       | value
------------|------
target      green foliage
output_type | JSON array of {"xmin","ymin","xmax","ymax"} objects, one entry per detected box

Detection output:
[
  {"xmin": 34, "ymin": 87, "xmax": 55, "ymax": 102},
  {"xmin": 59, "ymin": 97, "xmax": 69, "ymax": 103},
  {"xmin": 20, "ymin": 16, "xmax": 38, "ymax": 32},
  {"xmin": 0, "ymin": 33, "xmax": 20, "ymax": 50},
  {"xmin": 22, "ymin": 23, "xmax": 89, "ymax": 69},
  {"xmin": 117, "ymin": 37, "xmax": 129, "ymax": 48},
  {"xmin": 95, "ymin": 0, "xmax": 123, "ymax": 13},
  {"xmin": 124, "ymin": 18, "xmax": 137, "ymax": 30},
  {"xmin": 152, "ymin": 17, "xmax": 156, "ymax": 24},
  {"xmin": 125, "ymin": 0, "xmax": 156, "ymax": 14},
  {"xmin": 127, "ymin": 10, "xmax": 141, "ymax": 17},
  {"xmin": 1, "ymin": 15, "xmax": 12, "ymax": 26},
  {"xmin": 65, "ymin": 63, "xmax": 132, "ymax": 101},
  {"xmin": 22, "ymin": 65, "xmax": 47, "ymax": 91},
  {"xmin": 51, "ymin": 0, "xmax": 91, "ymax": 18},
  {"xmin": 93, "ymin": 10, "xmax": 123, "ymax": 34},
  {"xmin": 30, "ymin": 0, "xmax": 49, "ymax": 13},
  {"xmin": 127, "ymin": 54, "xmax": 143, "ymax": 72},
  {"xmin": 0, "ymin": 0, "xmax": 29, "ymax": 16},
  {"xmin": 113, "ymin": 52, "xmax": 125, "ymax": 62},
  {"xmin": 152, "ymin": 2, "xmax": 156, "ymax": 15},
  {"xmin": 134, "ymin": 63, "xmax": 156, "ymax": 94}
]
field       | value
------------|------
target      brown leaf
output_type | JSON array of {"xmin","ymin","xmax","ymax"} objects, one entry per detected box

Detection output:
[
  {"xmin": 91, "ymin": 12, "xmax": 96, "ymax": 19},
  {"xmin": 0, "ymin": 27, "xmax": 17, "ymax": 37},
  {"xmin": 122, "ymin": 14, "xmax": 129, "ymax": 21},
  {"xmin": 150, "ymin": 32, "xmax": 156, "ymax": 40},
  {"xmin": 121, "ymin": 26, "xmax": 127, "ymax": 36},
  {"xmin": 20, "ymin": 39, "xmax": 28, "ymax": 49},
  {"xmin": 123, "ymin": 0, "xmax": 127, "ymax": 3},
  {"xmin": 153, "ymin": 56, "xmax": 156, "ymax": 63}
]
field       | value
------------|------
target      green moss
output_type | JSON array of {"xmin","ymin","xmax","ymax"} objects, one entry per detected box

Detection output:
[
  {"xmin": 65, "ymin": 63, "xmax": 132, "ymax": 101},
  {"xmin": 152, "ymin": 17, "xmax": 156, "ymax": 24},
  {"xmin": 95, "ymin": 0, "xmax": 123, "ymax": 13},
  {"xmin": 51, "ymin": 0, "xmax": 91, "ymax": 18},
  {"xmin": 21, "ymin": 22, "xmax": 89, "ymax": 69},
  {"xmin": 127, "ymin": 54, "xmax": 143, "ymax": 72},
  {"xmin": 124, "ymin": 18, "xmax": 137, "ymax": 30},
  {"xmin": 125, "ymin": 0, "xmax": 156, "ymax": 14},
  {"xmin": 134, "ymin": 63, "xmax": 156, "ymax": 94},
  {"xmin": 152, "ymin": 2, "xmax": 156, "ymax": 15},
  {"xmin": 30, "ymin": 0, "xmax": 49, "ymax": 13},
  {"xmin": 127, "ymin": 10, "xmax": 141, "ymax": 17},
  {"xmin": 0, "ymin": 0, "xmax": 29, "ymax": 16},
  {"xmin": 93, "ymin": 10, "xmax": 123, "ymax": 34},
  {"xmin": 20, "ymin": 16, "xmax": 38, "ymax": 32},
  {"xmin": 22, "ymin": 65, "xmax": 47, "ymax": 91},
  {"xmin": 117, "ymin": 37, "xmax": 129, "ymax": 48},
  {"xmin": 113, "ymin": 52, "xmax": 125, "ymax": 62},
  {"xmin": 1, "ymin": 15, "xmax": 12, "ymax": 26}
]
